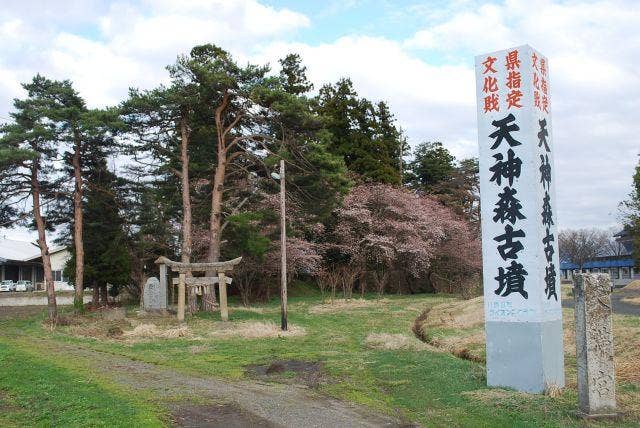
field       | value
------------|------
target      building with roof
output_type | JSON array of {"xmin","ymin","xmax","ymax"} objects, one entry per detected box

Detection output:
[
  {"xmin": 0, "ymin": 238, "xmax": 70, "ymax": 290},
  {"xmin": 560, "ymin": 230, "xmax": 639, "ymax": 287}
]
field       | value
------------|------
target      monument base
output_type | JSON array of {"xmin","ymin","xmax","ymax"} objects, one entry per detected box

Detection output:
[
  {"xmin": 576, "ymin": 411, "xmax": 621, "ymax": 420},
  {"xmin": 486, "ymin": 319, "xmax": 564, "ymax": 393}
]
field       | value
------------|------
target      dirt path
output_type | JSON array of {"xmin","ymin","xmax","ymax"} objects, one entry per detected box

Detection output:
[{"xmin": 26, "ymin": 338, "xmax": 407, "ymax": 428}]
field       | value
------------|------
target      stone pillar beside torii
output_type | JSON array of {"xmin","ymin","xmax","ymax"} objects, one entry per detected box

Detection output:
[{"xmin": 154, "ymin": 256, "xmax": 242, "ymax": 322}]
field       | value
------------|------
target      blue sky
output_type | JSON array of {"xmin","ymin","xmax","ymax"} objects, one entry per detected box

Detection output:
[
  {"xmin": 262, "ymin": 1, "xmax": 432, "ymax": 44},
  {"xmin": 0, "ymin": 0, "xmax": 639, "ymax": 241}
]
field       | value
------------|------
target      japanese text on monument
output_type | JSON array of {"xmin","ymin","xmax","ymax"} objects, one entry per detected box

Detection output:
[{"xmin": 476, "ymin": 45, "xmax": 561, "ymax": 323}]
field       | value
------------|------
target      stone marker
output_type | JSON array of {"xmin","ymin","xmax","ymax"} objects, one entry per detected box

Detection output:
[
  {"xmin": 177, "ymin": 273, "xmax": 186, "ymax": 322},
  {"xmin": 574, "ymin": 273, "xmax": 617, "ymax": 418},
  {"xmin": 218, "ymin": 271, "xmax": 229, "ymax": 322},
  {"xmin": 475, "ymin": 45, "xmax": 564, "ymax": 393},
  {"xmin": 143, "ymin": 277, "xmax": 166, "ymax": 311}
]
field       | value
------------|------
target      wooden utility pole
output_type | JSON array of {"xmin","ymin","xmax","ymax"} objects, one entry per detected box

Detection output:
[{"xmin": 279, "ymin": 159, "xmax": 288, "ymax": 331}]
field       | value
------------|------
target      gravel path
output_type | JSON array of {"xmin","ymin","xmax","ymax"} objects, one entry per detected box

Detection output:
[{"xmin": 28, "ymin": 338, "xmax": 408, "ymax": 428}]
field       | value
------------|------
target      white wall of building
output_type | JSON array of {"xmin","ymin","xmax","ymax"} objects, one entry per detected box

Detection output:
[
  {"xmin": 49, "ymin": 248, "xmax": 72, "ymax": 290},
  {"xmin": 50, "ymin": 249, "xmax": 70, "ymax": 272}
]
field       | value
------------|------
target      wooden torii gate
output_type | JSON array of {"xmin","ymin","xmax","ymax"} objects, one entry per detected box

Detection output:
[{"xmin": 155, "ymin": 256, "xmax": 242, "ymax": 322}]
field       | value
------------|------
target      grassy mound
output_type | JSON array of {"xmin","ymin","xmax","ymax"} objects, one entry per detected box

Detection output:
[
  {"xmin": 364, "ymin": 333, "xmax": 431, "ymax": 351},
  {"xmin": 413, "ymin": 295, "xmax": 640, "ymax": 418},
  {"xmin": 623, "ymin": 279, "xmax": 640, "ymax": 291},
  {"xmin": 412, "ymin": 297, "xmax": 485, "ymax": 362},
  {"xmin": 417, "ymin": 296, "xmax": 484, "ymax": 329},
  {"xmin": 207, "ymin": 321, "xmax": 305, "ymax": 339}
]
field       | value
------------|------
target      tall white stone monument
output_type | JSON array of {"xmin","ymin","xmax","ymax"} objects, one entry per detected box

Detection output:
[{"xmin": 475, "ymin": 45, "xmax": 564, "ymax": 393}]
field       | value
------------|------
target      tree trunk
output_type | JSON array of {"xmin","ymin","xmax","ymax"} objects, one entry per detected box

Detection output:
[
  {"xmin": 138, "ymin": 274, "xmax": 146, "ymax": 308},
  {"xmin": 204, "ymin": 155, "xmax": 225, "ymax": 313},
  {"xmin": 202, "ymin": 285, "xmax": 217, "ymax": 312},
  {"xmin": 187, "ymin": 288, "xmax": 198, "ymax": 313},
  {"xmin": 100, "ymin": 284, "xmax": 108, "ymax": 307},
  {"xmin": 208, "ymin": 156, "xmax": 226, "ymax": 264},
  {"xmin": 72, "ymin": 129, "xmax": 85, "ymax": 311},
  {"xmin": 208, "ymin": 90, "xmax": 231, "ymax": 266},
  {"xmin": 180, "ymin": 114, "xmax": 193, "ymax": 265},
  {"xmin": 279, "ymin": 160, "xmax": 287, "ymax": 331},
  {"xmin": 130, "ymin": 251, "xmax": 145, "ymax": 306},
  {"xmin": 374, "ymin": 270, "xmax": 388, "ymax": 297},
  {"xmin": 32, "ymin": 163, "xmax": 56, "ymax": 321},
  {"xmin": 179, "ymin": 114, "xmax": 204, "ymax": 314},
  {"xmin": 207, "ymin": 91, "xmax": 238, "ymax": 313},
  {"xmin": 92, "ymin": 282, "xmax": 99, "ymax": 307}
]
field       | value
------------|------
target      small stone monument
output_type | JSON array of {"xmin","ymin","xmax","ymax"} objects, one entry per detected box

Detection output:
[
  {"xmin": 574, "ymin": 273, "xmax": 617, "ymax": 418},
  {"xmin": 143, "ymin": 277, "xmax": 166, "ymax": 311}
]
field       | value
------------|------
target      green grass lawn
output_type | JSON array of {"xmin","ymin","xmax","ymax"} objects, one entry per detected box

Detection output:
[
  {"xmin": 0, "ymin": 289, "xmax": 637, "ymax": 427},
  {"xmin": 0, "ymin": 341, "xmax": 163, "ymax": 427}
]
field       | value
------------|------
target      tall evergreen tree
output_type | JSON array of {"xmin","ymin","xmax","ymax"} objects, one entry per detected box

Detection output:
[
  {"xmin": 316, "ymin": 78, "xmax": 404, "ymax": 184},
  {"xmin": 407, "ymin": 142, "xmax": 479, "ymax": 229},
  {"xmin": 123, "ymin": 84, "xmax": 198, "ymax": 265},
  {"xmin": 121, "ymin": 176, "xmax": 177, "ymax": 301},
  {"xmin": 407, "ymin": 141, "xmax": 456, "ymax": 189},
  {"xmin": 0, "ymin": 75, "xmax": 64, "ymax": 320},
  {"xmin": 622, "ymin": 156, "xmax": 640, "ymax": 262},
  {"xmin": 373, "ymin": 101, "xmax": 408, "ymax": 183},
  {"xmin": 2, "ymin": 76, "xmax": 123, "ymax": 311},
  {"xmin": 65, "ymin": 145, "xmax": 130, "ymax": 306},
  {"xmin": 254, "ymin": 56, "xmax": 350, "ymax": 223},
  {"xmin": 432, "ymin": 158, "xmax": 480, "ymax": 232},
  {"xmin": 279, "ymin": 53, "xmax": 313, "ymax": 95},
  {"xmin": 51, "ymin": 83, "xmax": 121, "ymax": 310},
  {"xmin": 49, "ymin": 80, "xmax": 89, "ymax": 311},
  {"xmin": 122, "ymin": 75, "xmax": 211, "ymax": 310}
]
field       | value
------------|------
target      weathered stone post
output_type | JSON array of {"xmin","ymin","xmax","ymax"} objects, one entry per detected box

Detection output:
[
  {"xmin": 159, "ymin": 262, "xmax": 167, "ymax": 305},
  {"xmin": 177, "ymin": 273, "xmax": 186, "ymax": 322},
  {"xmin": 574, "ymin": 273, "xmax": 617, "ymax": 418},
  {"xmin": 218, "ymin": 270, "xmax": 228, "ymax": 322}
]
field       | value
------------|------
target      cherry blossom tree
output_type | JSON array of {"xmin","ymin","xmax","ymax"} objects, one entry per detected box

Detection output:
[
  {"xmin": 223, "ymin": 192, "xmax": 324, "ymax": 304},
  {"xmin": 330, "ymin": 183, "xmax": 481, "ymax": 295}
]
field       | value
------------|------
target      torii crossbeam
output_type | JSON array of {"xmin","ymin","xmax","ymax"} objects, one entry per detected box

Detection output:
[{"xmin": 154, "ymin": 256, "xmax": 242, "ymax": 322}]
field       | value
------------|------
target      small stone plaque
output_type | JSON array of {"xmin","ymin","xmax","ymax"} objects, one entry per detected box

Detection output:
[{"xmin": 143, "ymin": 277, "xmax": 166, "ymax": 310}]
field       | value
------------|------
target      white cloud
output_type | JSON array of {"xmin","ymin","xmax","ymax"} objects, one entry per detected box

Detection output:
[
  {"xmin": 254, "ymin": 36, "xmax": 476, "ymax": 161},
  {"xmin": 0, "ymin": 0, "xmax": 310, "ymax": 111},
  {"xmin": 402, "ymin": 0, "xmax": 640, "ymax": 230},
  {"xmin": 405, "ymin": 4, "xmax": 513, "ymax": 52},
  {"xmin": 0, "ymin": 0, "xmax": 311, "ymax": 240}
]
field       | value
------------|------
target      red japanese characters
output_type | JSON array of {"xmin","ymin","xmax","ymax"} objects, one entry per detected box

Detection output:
[
  {"xmin": 532, "ymin": 52, "xmax": 549, "ymax": 113},
  {"xmin": 482, "ymin": 56, "xmax": 499, "ymax": 112}
]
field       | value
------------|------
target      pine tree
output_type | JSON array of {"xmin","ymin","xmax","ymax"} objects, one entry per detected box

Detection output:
[
  {"xmin": 279, "ymin": 53, "xmax": 313, "ymax": 95},
  {"xmin": 407, "ymin": 141, "xmax": 456, "ymax": 189},
  {"xmin": 254, "ymin": 56, "xmax": 351, "ymax": 223},
  {"xmin": 622, "ymin": 157, "xmax": 640, "ymax": 263},
  {"xmin": 64, "ymin": 144, "xmax": 130, "ymax": 306},
  {"xmin": 121, "ymin": 177, "xmax": 177, "ymax": 302},
  {"xmin": 0, "ymin": 75, "xmax": 64, "ymax": 320},
  {"xmin": 316, "ymin": 79, "xmax": 404, "ymax": 184}
]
